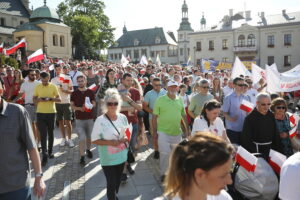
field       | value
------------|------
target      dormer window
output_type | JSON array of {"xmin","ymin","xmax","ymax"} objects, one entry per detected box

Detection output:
[
  {"xmin": 134, "ymin": 39, "xmax": 139, "ymax": 46},
  {"xmin": 155, "ymin": 37, "xmax": 161, "ymax": 44}
]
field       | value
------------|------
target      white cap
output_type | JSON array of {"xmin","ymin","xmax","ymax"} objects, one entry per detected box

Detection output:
[{"xmin": 167, "ymin": 80, "xmax": 179, "ymax": 87}]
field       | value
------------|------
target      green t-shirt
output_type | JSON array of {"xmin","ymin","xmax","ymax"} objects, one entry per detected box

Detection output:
[
  {"xmin": 188, "ymin": 93, "xmax": 214, "ymax": 117},
  {"xmin": 153, "ymin": 94, "xmax": 186, "ymax": 135}
]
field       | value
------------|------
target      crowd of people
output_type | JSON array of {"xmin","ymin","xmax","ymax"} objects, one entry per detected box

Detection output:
[{"xmin": 0, "ymin": 60, "xmax": 300, "ymax": 200}]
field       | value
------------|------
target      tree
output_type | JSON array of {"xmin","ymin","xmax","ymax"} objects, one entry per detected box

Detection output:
[{"xmin": 57, "ymin": 0, "xmax": 115, "ymax": 59}]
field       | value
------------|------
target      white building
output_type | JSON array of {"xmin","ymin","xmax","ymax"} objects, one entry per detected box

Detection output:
[
  {"xmin": 108, "ymin": 26, "xmax": 178, "ymax": 64},
  {"xmin": 189, "ymin": 9, "xmax": 300, "ymax": 72}
]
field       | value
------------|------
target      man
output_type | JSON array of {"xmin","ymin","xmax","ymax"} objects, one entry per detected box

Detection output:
[
  {"xmin": 15, "ymin": 69, "xmax": 40, "ymax": 143},
  {"xmin": 0, "ymin": 81, "xmax": 46, "ymax": 199},
  {"xmin": 2, "ymin": 66, "xmax": 14, "ymax": 99},
  {"xmin": 71, "ymin": 75, "xmax": 95, "ymax": 165},
  {"xmin": 33, "ymin": 72, "xmax": 61, "ymax": 166},
  {"xmin": 51, "ymin": 65, "xmax": 74, "ymax": 147},
  {"xmin": 188, "ymin": 79, "xmax": 214, "ymax": 119},
  {"xmin": 241, "ymin": 93, "xmax": 283, "ymax": 159},
  {"xmin": 21, "ymin": 64, "xmax": 30, "ymax": 79},
  {"xmin": 152, "ymin": 80, "xmax": 190, "ymax": 181},
  {"xmin": 245, "ymin": 78, "xmax": 258, "ymax": 104},
  {"xmin": 143, "ymin": 77, "xmax": 167, "ymax": 159},
  {"xmin": 223, "ymin": 79, "xmax": 234, "ymax": 97},
  {"xmin": 221, "ymin": 77, "xmax": 250, "ymax": 145},
  {"xmin": 69, "ymin": 63, "xmax": 83, "ymax": 91}
]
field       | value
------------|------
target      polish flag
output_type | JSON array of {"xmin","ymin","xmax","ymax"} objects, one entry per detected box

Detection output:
[
  {"xmin": 236, "ymin": 146, "xmax": 258, "ymax": 172},
  {"xmin": 140, "ymin": 69, "xmax": 146, "ymax": 75},
  {"xmin": 88, "ymin": 83, "xmax": 97, "ymax": 91},
  {"xmin": 59, "ymin": 74, "xmax": 70, "ymax": 84},
  {"xmin": 84, "ymin": 97, "xmax": 93, "ymax": 112},
  {"xmin": 124, "ymin": 124, "xmax": 133, "ymax": 141},
  {"xmin": 138, "ymin": 77, "xmax": 145, "ymax": 86},
  {"xmin": 0, "ymin": 43, "xmax": 3, "ymax": 54},
  {"xmin": 240, "ymin": 99, "xmax": 255, "ymax": 113},
  {"xmin": 27, "ymin": 49, "xmax": 44, "ymax": 64},
  {"xmin": 49, "ymin": 64, "xmax": 54, "ymax": 71},
  {"xmin": 269, "ymin": 149, "xmax": 286, "ymax": 174},
  {"xmin": 289, "ymin": 114, "xmax": 299, "ymax": 138},
  {"xmin": 4, "ymin": 38, "xmax": 26, "ymax": 55}
]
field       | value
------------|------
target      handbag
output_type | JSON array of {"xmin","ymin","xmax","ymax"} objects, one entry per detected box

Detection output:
[{"xmin": 105, "ymin": 114, "xmax": 135, "ymax": 163}]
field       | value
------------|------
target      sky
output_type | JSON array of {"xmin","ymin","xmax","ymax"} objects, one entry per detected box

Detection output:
[{"xmin": 30, "ymin": 0, "xmax": 300, "ymax": 40}]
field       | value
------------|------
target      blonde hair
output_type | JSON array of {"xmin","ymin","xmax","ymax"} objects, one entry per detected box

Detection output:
[
  {"xmin": 164, "ymin": 132, "xmax": 233, "ymax": 199},
  {"xmin": 102, "ymin": 88, "xmax": 122, "ymax": 113}
]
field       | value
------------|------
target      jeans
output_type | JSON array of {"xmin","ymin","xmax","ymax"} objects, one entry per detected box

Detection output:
[
  {"xmin": 129, "ymin": 123, "xmax": 138, "ymax": 152},
  {"xmin": 0, "ymin": 187, "xmax": 31, "ymax": 200},
  {"xmin": 226, "ymin": 129, "xmax": 241, "ymax": 145},
  {"xmin": 102, "ymin": 163, "xmax": 125, "ymax": 200},
  {"xmin": 37, "ymin": 113, "xmax": 56, "ymax": 156}
]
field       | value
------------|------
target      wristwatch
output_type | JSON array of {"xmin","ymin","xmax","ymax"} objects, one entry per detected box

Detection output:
[{"xmin": 35, "ymin": 172, "xmax": 43, "ymax": 177}]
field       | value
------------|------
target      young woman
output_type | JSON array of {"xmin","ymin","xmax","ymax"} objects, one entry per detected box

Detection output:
[
  {"xmin": 8, "ymin": 69, "xmax": 24, "ymax": 102},
  {"xmin": 157, "ymin": 132, "xmax": 233, "ymax": 200},
  {"xmin": 192, "ymin": 99, "xmax": 230, "ymax": 143},
  {"xmin": 91, "ymin": 88, "xmax": 129, "ymax": 200},
  {"xmin": 210, "ymin": 77, "xmax": 224, "ymax": 103}
]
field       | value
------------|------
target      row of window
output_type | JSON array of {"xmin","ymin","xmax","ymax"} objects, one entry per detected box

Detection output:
[
  {"xmin": 133, "ymin": 37, "xmax": 161, "ymax": 46},
  {"xmin": 0, "ymin": 17, "xmax": 24, "ymax": 26},
  {"xmin": 268, "ymin": 55, "xmax": 291, "ymax": 67},
  {"xmin": 53, "ymin": 34, "xmax": 65, "ymax": 47},
  {"xmin": 267, "ymin": 34, "xmax": 292, "ymax": 47},
  {"xmin": 196, "ymin": 40, "xmax": 228, "ymax": 51}
]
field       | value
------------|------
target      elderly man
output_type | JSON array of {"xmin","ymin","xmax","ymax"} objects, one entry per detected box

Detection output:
[
  {"xmin": 0, "ymin": 81, "xmax": 46, "ymax": 199},
  {"xmin": 152, "ymin": 80, "xmax": 190, "ymax": 181},
  {"xmin": 241, "ymin": 93, "xmax": 283, "ymax": 159}
]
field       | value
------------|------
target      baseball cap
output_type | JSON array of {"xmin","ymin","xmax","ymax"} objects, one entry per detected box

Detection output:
[{"xmin": 167, "ymin": 80, "xmax": 179, "ymax": 87}]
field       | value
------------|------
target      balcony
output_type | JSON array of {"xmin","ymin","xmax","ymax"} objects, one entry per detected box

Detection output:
[{"xmin": 233, "ymin": 46, "xmax": 257, "ymax": 52}]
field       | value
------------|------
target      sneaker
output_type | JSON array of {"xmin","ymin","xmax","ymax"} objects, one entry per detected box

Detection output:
[
  {"xmin": 48, "ymin": 152, "xmax": 54, "ymax": 159},
  {"xmin": 86, "ymin": 149, "xmax": 93, "ymax": 158},
  {"xmin": 121, "ymin": 173, "xmax": 127, "ymax": 183},
  {"xmin": 41, "ymin": 156, "xmax": 48, "ymax": 167},
  {"xmin": 80, "ymin": 157, "xmax": 86, "ymax": 166},
  {"xmin": 127, "ymin": 164, "xmax": 135, "ymax": 175},
  {"xmin": 154, "ymin": 151, "xmax": 160, "ymax": 159},
  {"xmin": 68, "ymin": 140, "xmax": 75, "ymax": 148},
  {"xmin": 60, "ymin": 138, "xmax": 66, "ymax": 146}
]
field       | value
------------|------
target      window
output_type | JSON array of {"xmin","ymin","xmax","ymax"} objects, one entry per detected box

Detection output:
[
  {"xmin": 187, "ymin": 48, "xmax": 190, "ymax": 56},
  {"xmin": 134, "ymin": 50, "xmax": 139, "ymax": 59},
  {"xmin": 238, "ymin": 35, "xmax": 245, "ymax": 47},
  {"xmin": 209, "ymin": 40, "xmax": 214, "ymax": 50},
  {"xmin": 180, "ymin": 48, "xmax": 183, "ymax": 56},
  {"xmin": 53, "ymin": 34, "xmax": 58, "ymax": 46},
  {"xmin": 267, "ymin": 56, "xmax": 274, "ymax": 65},
  {"xmin": 141, "ymin": 49, "xmax": 147, "ymax": 57},
  {"xmin": 155, "ymin": 37, "xmax": 161, "ymax": 44},
  {"xmin": 222, "ymin": 39, "xmax": 228, "ymax": 49},
  {"xmin": 134, "ymin": 39, "xmax": 139, "ymax": 46},
  {"xmin": 284, "ymin": 55, "xmax": 291, "ymax": 66},
  {"xmin": 114, "ymin": 54, "xmax": 118, "ymax": 59},
  {"xmin": 247, "ymin": 34, "xmax": 255, "ymax": 46},
  {"xmin": 268, "ymin": 35, "xmax": 275, "ymax": 47},
  {"xmin": 284, "ymin": 34, "xmax": 291, "ymax": 46},
  {"xmin": 161, "ymin": 50, "xmax": 165, "ymax": 57},
  {"xmin": 168, "ymin": 46, "xmax": 178, "ymax": 57},
  {"xmin": 126, "ymin": 50, "xmax": 131, "ymax": 58},
  {"xmin": 20, "ymin": 21, "xmax": 24, "ymax": 25},
  {"xmin": 222, "ymin": 57, "xmax": 229, "ymax": 62},
  {"xmin": 119, "ymin": 53, "xmax": 122, "ymax": 59},
  {"xmin": 0, "ymin": 18, "xmax": 5, "ymax": 26},
  {"xmin": 60, "ymin": 36, "xmax": 65, "ymax": 47},
  {"xmin": 151, "ymin": 51, "xmax": 155, "ymax": 57},
  {"xmin": 110, "ymin": 54, "xmax": 113, "ymax": 60},
  {"xmin": 179, "ymin": 34, "xmax": 183, "ymax": 40},
  {"xmin": 196, "ymin": 42, "xmax": 201, "ymax": 51},
  {"xmin": 196, "ymin": 59, "xmax": 201, "ymax": 66}
]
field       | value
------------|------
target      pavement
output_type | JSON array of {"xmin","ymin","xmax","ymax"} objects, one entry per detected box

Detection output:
[{"xmin": 30, "ymin": 127, "xmax": 163, "ymax": 200}]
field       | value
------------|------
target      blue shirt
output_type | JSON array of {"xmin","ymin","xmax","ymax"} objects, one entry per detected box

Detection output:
[
  {"xmin": 144, "ymin": 89, "xmax": 167, "ymax": 119},
  {"xmin": 221, "ymin": 91, "xmax": 250, "ymax": 132}
]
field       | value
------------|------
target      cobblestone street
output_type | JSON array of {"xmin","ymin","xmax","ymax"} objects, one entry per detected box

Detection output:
[{"xmin": 31, "ymin": 127, "xmax": 163, "ymax": 200}]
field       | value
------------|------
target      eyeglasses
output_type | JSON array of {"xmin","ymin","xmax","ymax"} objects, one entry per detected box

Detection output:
[
  {"xmin": 276, "ymin": 106, "xmax": 286, "ymax": 110},
  {"xmin": 154, "ymin": 84, "xmax": 162, "ymax": 87},
  {"xmin": 107, "ymin": 102, "xmax": 118, "ymax": 106},
  {"xmin": 201, "ymin": 86, "xmax": 209, "ymax": 89},
  {"xmin": 236, "ymin": 84, "xmax": 244, "ymax": 87},
  {"xmin": 260, "ymin": 103, "xmax": 271, "ymax": 106}
]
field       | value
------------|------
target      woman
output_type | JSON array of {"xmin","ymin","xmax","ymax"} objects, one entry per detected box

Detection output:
[
  {"xmin": 210, "ymin": 77, "xmax": 223, "ymax": 103},
  {"xmin": 8, "ymin": 69, "xmax": 24, "ymax": 102},
  {"xmin": 157, "ymin": 132, "xmax": 233, "ymax": 200},
  {"xmin": 192, "ymin": 99, "xmax": 230, "ymax": 143},
  {"xmin": 91, "ymin": 88, "xmax": 129, "ymax": 200},
  {"xmin": 182, "ymin": 76, "xmax": 192, "ymax": 95},
  {"xmin": 271, "ymin": 97, "xmax": 300, "ymax": 157}
]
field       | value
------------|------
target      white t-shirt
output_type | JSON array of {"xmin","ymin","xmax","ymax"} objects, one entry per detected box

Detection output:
[
  {"xmin": 154, "ymin": 190, "xmax": 232, "ymax": 200},
  {"xmin": 279, "ymin": 152, "xmax": 300, "ymax": 200},
  {"xmin": 69, "ymin": 70, "xmax": 83, "ymax": 87},
  {"xmin": 192, "ymin": 116, "xmax": 225, "ymax": 137},
  {"xmin": 20, "ymin": 80, "xmax": 40, "ymax": 104},
  {"xmin": 180, "ymin": 94, "xmax": 189, "ymax": 108},
  {"xmin": 245, "ymin": 88, "xmax": 258, "ymax": 104},
  {"xmin": 51, "ymin": 75, "xmax": 73, "ymax": 104}
]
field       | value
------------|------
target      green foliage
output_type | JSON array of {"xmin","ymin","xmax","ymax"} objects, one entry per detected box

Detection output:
[
  {"xmin": 0, "ymin": 55, "xmax": 19, "ymax": 69},
  {"xmin": 57, "ymin": 0, "xmax": 115, "ymax": 59}
]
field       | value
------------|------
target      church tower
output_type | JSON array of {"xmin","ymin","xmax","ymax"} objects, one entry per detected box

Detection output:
[{"xmin": 178, "ymin": 0, "xmax": 194, "ymax": 64}]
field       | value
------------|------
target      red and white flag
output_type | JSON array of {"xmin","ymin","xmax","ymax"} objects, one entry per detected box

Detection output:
[
  {"xmin": 269, "ymin": 149, "xmax": 286, "ymax": 174},
  {"xmin": 0, "ymin": 43, "xmax": 3, "ymax": 54},
  {"xmin": 84, "ymin": 97, "xmax": 93, "ymax": 112},
  {"xmin": 59, "ymin": 74, "xmax": 70, "ymax": 84},
  {"xmin": 289, "ymin": 114, "xmax": 299, "ymax": 138},
  {"xmin": 236, "ymin": 146, "xmax": 258, "ymax": 172},
  {"xmin": 240, "ymin": 99, "xmax": 255, "ymax": 113},
  {"xmin": 27, "ymin": 49, "xmax": 44, "ymax": 64},
  {"xmin": 88, "ymin": 83, "xmax": 97, "ymax": 91},
  {"xmin": 4, "ymin": 38, "xmax": 26, "ymax": 55},
  {"xmin": 124, "ymin": 123, "xmax": 133, "ymax": 141}
]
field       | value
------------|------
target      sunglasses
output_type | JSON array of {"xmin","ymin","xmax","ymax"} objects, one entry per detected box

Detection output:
[
  {"xmin": 260, "ymin": 103, "xmax": 271, "ymax": 106},
  {"xmin": 107, "ymin": 102, "xmax": 118, "ymax": 106},
  {"xmin": 201, "ymin": 86, "xmax": 209, "ymax": 89},
  {"xmin": 237, "ymin": 84, "xmax": 244, "ymax": 87},
  {"xmin": 276, "ymin": 106, "xmax": 286, "ymax": 110}
]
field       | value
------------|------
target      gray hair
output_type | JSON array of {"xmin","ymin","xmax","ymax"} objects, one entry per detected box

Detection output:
[
  {"xmin": 199, "ymin": 79, "xmax": 209, "ymax": 86},
  {"xmin": 102, "ymin": 88, "xmax": 122, "ymax": 113},
  {"xmin": 256, "ymin": 92, "xmax": 271, "ymax": 103}
]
